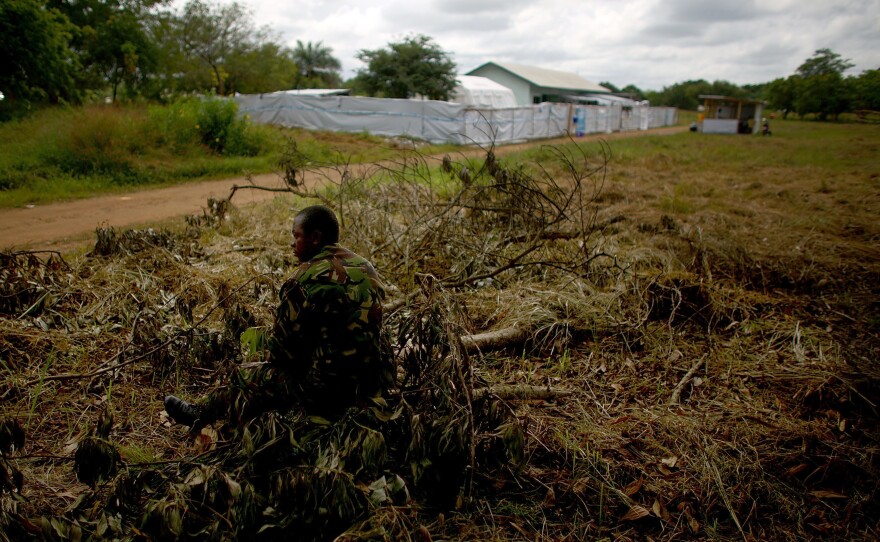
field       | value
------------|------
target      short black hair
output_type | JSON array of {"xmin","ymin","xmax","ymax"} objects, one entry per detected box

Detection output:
[{"xmin": 296, "ymin": 205, "xmax": 339, "ymax": 244}]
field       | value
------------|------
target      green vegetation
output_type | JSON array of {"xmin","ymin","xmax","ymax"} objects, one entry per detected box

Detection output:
[
  {"xmin": 0, "ymin": 99, "xmax": 455, "ymax": 207},
  {"xmin": 353, "ymin": 34, "xmax": 458, "ymax": 100}
]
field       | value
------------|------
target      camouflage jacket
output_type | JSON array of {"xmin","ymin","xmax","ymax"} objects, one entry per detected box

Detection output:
[{"xmin": 268, "ymin": 244, "xmax": 390, "ymax": 414}]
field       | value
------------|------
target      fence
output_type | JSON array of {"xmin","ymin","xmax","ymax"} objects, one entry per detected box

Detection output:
[{"xmin": 235, "ymin": 92, "xmax": 678, "ymax": 145}]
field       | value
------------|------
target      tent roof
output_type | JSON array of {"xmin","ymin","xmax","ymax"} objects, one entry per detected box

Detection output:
[
  {"xmin": 271, "ymin": 88, "xmax": 350, "ymax": 96},
  {"xmin": 456, "ymin": 75, "xmax": 514, "ymax": 92},
  {"xmin": 452, "ymin": 75, "xmax": 517, "ymax": 108},
  {"xmin": 699, "ymin": 94, "xmax": 765, "ymax": 105},
  {"xmin": 566, "ymin": 93, "xmax": 642, "ymax": 106},
  {"xmin": 468, "ymin": 62, "xmax": 610, "ymax": 93}
]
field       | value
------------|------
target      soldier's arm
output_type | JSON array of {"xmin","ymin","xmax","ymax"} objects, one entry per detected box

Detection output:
[{"xmin": 267, "ymin": 279, "xmax": 311, "ymax": 379}]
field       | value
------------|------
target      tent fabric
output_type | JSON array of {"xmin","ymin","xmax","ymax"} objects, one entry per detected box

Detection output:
[
  {"xmin": 234, "ymin": 94, "xmax": 678, "ymax": 145},
  {"xmin": 468, "ymin": 62, "xmax": 610, "ymax": 94},
  {"xmin": 452, "ymin": 76, "xmax": 518, "ymax": 109}
]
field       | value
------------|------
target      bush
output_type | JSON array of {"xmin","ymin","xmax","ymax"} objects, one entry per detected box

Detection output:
[
  {"xmin": 192, "ymin": 97, "xmax": 267, "ymax": 156},
  {"xmin": 145, "ymin": 99, "xmax": 201, "ymax": 154},
  {"xmin": 49, "ymin": 106, "xmax": 146, "ymax": 183}
]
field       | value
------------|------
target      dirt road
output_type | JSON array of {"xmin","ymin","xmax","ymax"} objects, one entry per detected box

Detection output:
[{"xmin": 0, "ymin": 127, "xmax": 686, "ymax": 251}]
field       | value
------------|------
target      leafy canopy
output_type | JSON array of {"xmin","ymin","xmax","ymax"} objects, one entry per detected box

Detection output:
[{"xmin": 355, "ymin": 34, "xmax": 457, "ymax": 100}]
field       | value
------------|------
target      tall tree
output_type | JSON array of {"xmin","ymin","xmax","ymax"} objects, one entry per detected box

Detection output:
[
  {"xmin": 178, "ymin": 0, "xmax": 255, "ymax": 95},
  {"xmin": 0, "ymin": 0, "xmax": 80, "ymax": 114},
  {"xmin": 292, "ymin": 40, "xmax": 341, "ymax": 89},
  {"xmin": 852, "ymin": 69, "xmax": 880, "ymax": 111},
  {"xmin": 47, "ymin": 0, "xmax": 162, "ymax": 101},
  {"xmin": 620, "ymin": 84, "xmax": 645, "ymax": 101},
  {"xmin": 226, "ymin": 42, "xmax": 299, "ymax": 94},
  {"xmin": 796, "ymin": 48, "xmax": 854, "ymax": 78},
  {"xmin": 355, "ymin": 34, "xmax": 456, "ymax": 100},
  {"xmin": 766, "ymin": 77, "xmax": 798, "ymax": 118},
  {"xmin": 793, "ymin": 49, "xmax": 854, "ymax": 120}
]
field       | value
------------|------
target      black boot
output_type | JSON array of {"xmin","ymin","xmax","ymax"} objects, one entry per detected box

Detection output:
[{"xmin": 164, "ymin": 395, "xmax": 202, "ymax": 426}]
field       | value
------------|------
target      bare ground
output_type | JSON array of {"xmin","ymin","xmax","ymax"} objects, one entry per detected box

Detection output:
[{"xmin": 0, "ymin": 127, "xmax": 686, "ymax": 252}]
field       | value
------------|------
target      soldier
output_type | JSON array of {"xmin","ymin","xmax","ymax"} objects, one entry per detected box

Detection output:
[{"xmin": 164, "ymin": 205, "xmax": 392, "ymax": 426}]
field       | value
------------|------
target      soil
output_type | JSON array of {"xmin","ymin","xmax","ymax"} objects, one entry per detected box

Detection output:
[{"xmin": 0, "ymin": 127, "xmax": 686, "ymax": 252}]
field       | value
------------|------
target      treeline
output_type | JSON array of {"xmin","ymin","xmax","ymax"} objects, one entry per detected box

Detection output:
[
  {"xmin": 2, "ymin": 0, "xmax": 878, "ymax": 122},
  {"xmin": 1, "ymin": 0, "xmax": 346, "ymax": 119},
  {"xmin": 605, "ymin": 49, "xmax": 879, "ymax": 119}
]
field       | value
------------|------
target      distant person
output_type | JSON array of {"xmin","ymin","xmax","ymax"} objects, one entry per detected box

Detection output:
[
  {"xmin": 164, "ymin": 205, "xmax": 393, "ymax": 427},
  {"xmin": 762, "ymin": 118, "xmax": 771, "ymax": 136}
]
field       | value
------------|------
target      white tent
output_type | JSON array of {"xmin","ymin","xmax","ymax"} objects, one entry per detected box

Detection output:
[{"xmin": 452, "ymin": 75, "xmax": 517, "ymax": 109}]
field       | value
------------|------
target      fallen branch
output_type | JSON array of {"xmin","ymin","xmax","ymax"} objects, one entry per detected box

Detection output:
[
  {"xmin": 460, "ymin": 326, "xmax": 530, "ymax": 353},
  {"xmin": 473, "ymin": 384, "xmax": 572, "ymax": 401},
  {"xmin": 21, "ymin": 273, "xmax": 273, "ymax": 387},
  {"xmin": 228, "ymin": 184, "xmax": 310, "ymax": 201},
  {"xmin": 668, "ymin": 354, "xmax": 707, "ymax": 406}
]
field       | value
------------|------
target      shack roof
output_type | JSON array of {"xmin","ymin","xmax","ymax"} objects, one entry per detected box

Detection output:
[
  {"xmin": 699, "ymin": 95, "xmax": 765, "ymax": 105},
  {"xmin": 468, "ymin": 62, "xmax": 610, "ymax": 93}
]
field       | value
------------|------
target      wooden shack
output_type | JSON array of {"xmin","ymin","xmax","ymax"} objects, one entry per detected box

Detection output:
[{"xmin": 698, "ymin": 95, "xmax": 765, "ymax": 135}]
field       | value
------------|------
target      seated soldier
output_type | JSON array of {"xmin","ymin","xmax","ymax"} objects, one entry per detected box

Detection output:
[{"xmin": 164, "ymin": 205, "xmax": 392, "ymax": 426}]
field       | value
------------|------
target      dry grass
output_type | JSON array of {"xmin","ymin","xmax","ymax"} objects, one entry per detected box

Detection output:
[{"xmin": 1, "ymin": 120, "xmax": 878, "ymax": 541}]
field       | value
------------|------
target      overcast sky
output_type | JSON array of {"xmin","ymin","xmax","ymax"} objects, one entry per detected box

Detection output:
[{"xmin": 204, "ymin": 0, "xmax": 880, "ymax": 90}]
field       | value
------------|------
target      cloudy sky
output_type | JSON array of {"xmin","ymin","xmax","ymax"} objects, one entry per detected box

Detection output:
[{"xmin": 214, "ymin": 0, "xmax": 879, "ymax": 90}]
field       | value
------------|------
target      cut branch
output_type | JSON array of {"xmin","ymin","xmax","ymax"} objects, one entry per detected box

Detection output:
[
  {"xmin": 668, "ymin": 354, "xmax": 707, "ymax": 406},
  {"xmin": 460, "ymin": 326, "xmax": 530, "ymax": 353},
  {"xmin": 473, "ymin": 384, "xmax": 572, "ymax": 401}
]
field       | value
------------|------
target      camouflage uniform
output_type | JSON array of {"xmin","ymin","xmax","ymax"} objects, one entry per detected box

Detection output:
[{"xmin": 200, "ymin": 244, "xmax": 391, "ymax": 422}]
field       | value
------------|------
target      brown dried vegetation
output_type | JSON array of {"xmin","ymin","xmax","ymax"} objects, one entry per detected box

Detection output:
[{"xmin": 1, "ymin": 122, "xmax": 879, "ymax": 541}]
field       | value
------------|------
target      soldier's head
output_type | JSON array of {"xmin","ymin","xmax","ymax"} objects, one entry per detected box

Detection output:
[{"xmin": 292, "ymin": 205, "xmax": 339, "ymax": 261}]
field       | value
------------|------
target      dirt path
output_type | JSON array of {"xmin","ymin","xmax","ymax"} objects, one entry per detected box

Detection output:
[{"xmin": 0, "ymin": 126, "xmax": 686, "ymax": 252}]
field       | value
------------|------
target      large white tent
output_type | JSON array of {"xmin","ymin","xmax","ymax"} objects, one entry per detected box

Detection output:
[{"xmin": 451, "ymin": 75, "xmax": 518, "ymax": 109}]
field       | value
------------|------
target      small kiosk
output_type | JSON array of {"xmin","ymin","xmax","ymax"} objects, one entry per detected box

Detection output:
[{"xmin": 698, "ymin": 95, "xmax": 765, "ymax": 135}]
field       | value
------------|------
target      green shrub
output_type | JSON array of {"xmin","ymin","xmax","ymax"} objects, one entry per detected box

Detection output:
[
  {"xmin": 145, "ymin": 98, "xmax": 201, "ymax": 154},
  {"xmin": 193, "ymin": 98, "xmax": 271, "ymax": 156},
  {"xmin": 49, "ymin": 106, "xmax": 147, "ymax": 183}
]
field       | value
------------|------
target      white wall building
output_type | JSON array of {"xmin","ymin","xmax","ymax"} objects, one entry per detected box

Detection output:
[{"xmin": 466, "ymin": 61, "xmax": 610, "ymax": 106}]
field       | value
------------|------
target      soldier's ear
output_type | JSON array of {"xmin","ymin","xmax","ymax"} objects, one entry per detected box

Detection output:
[{"xmin": 311, "ymin": 229, "xmax": 324, "ymax": 247}]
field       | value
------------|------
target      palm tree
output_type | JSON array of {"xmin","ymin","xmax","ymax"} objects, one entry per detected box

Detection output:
[{"xmin": 292, "ymin": 40, "xmax": 342, "ymax": 88}]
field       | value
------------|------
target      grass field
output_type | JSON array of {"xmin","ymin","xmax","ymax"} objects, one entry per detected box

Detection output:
[
  {"xmin": 0, "ymin": 102, "xmax": 455, "ymax": 208},
  {"xmin": 1, "ymin": 119, "xmax": 878, "ymax": 540}
]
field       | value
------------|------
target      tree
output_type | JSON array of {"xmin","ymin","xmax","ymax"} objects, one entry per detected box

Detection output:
[
  {"xmin": 796, "ymin": 48, "xmax": 854, "ymax": 78},
  {"xmin": 793, "ymin": 49, "xmax": 855, "ymax": 120},
  {"xmin": 599, "ymin": 81, "xmax": 620, "ymax": 92},
  {"xmin": 620, "ymin": 84, "xmax": 645, "ymax": 101},
  {"xmin": 355, "ymin": 34, "xmax": 456, "ymax": 100},
  {"xmin": 46, "ymin": 0, "xmax": 163, "ymax": 102},
  {"xmin": 225, "ymin": 42, "xmax": 298, "ymax": 94},
  {"xmin": 178, "ymin": 0, "xmax": 255, "ymax": 95},
  {"xmin": 0, "ymin": 0, "xmax": 80, "ymax": 114},
  {"xmin": 852, "ymin": 69, "xmax": 880, "ymax": 111},
  {"xmin": 292, "ymin": 40, "xmax": 341, "ymax": 89},
  {"xmin": 766, "ymin": 77, "xmax": 798, "ymax": 118}
]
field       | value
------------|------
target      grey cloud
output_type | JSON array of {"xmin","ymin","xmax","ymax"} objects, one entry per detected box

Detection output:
[
  {"xmin": 380, "ymin": 2, "xmax": 514, "ymax": 35},
  {"xmin": 640, "ymin": 21, "xmax": 706, "ymax": 39},
  {"xmin": 660, "ymin": 0, "xmax": 767, "ymax": 23},
  {"xmin": 432, "ymin": 0, "xmax": 531, "ymax": 13}
]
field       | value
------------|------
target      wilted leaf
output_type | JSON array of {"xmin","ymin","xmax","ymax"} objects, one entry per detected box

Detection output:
[
  {"xmin": 661, "ymin": 456, "xmax": 678, "ymax": 468},
  {"xmin": 623, "ymin": 478, "xmax": 643, "ymax": 496},
  {"xmin": 620, "ymin": 505, "xmax": 651, "ymax": 522},
  {"xmin": 809, "ymin": 490, "xmax": 847, "ymax": 499},
  {"xmin": 786, "ymin": 463, "xmax": 809, "ymax": 476},
  {"xmin": 193, "ymin": 426, "xmax": 217, "ymax": 454}
]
